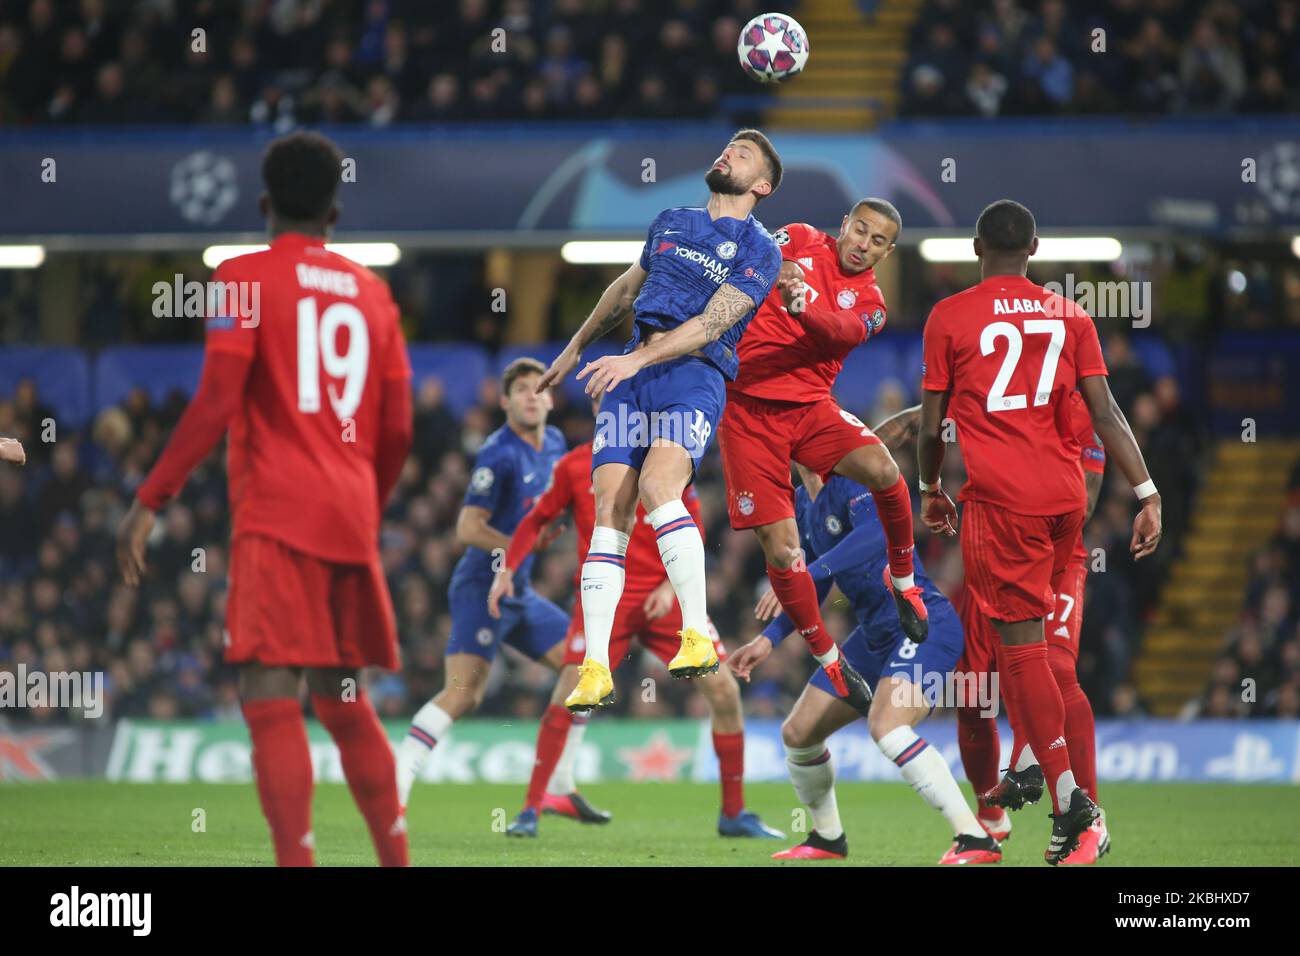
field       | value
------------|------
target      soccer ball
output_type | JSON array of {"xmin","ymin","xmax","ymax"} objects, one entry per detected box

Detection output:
[{"xmin": 737, "ymin": 13, "xmax": 810, "ymax": 84}]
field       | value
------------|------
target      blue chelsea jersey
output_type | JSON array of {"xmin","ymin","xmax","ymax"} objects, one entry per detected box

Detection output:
[
  {"xmin": 795, "ymin": 477, "xmax": 944, "ymax": 648},
  {"xmin": 630, "ymin": 206, "xmax": 781, "ymax": 381},
  {"xmin": 452, "ymin": 424, "xmax": 567, "ymax": 585}
]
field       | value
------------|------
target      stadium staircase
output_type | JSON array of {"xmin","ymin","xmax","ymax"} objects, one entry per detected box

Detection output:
[
  {"xmin": 1133, "ymin": 439, "xmax": 1300, "ymax": 715},
  {"xmin": 766, "ymin": 0, "xmax": 922, "ymax": 129}
]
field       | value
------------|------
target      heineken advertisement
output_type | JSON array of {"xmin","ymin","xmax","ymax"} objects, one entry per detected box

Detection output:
[{"xmin": 0, "ymin": 718, "xmax": 1284, "ymax": 785}]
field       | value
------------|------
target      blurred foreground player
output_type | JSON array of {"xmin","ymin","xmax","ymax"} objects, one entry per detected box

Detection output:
[
  {"xmin": 0, "ymin": 437, "xmax": 25, "ymax": 464},
  {"xmin": 489, "ymin": 402, "xmax": 781, "ymax": 839},
  {"xmin": 395, "ymin": 358, "xmax": 571, "ymax": 809},
  {"xmin": 720, "ymin": 202, "xmax": 928, "ymax": 713},
  {"xmin": 957, "ymin": 390, "xmax": 1109, "ymax": 864},
  {"xmin": 117, "ymin": 132, "xmax": 413, "ymax": 867},
  {"xmin": 917, "ymin": 199, "xmax": 1161, "ymax": 864},
  {"xmin": 536, "ymin": 130, "xmax": 784, "ymax": 711}
]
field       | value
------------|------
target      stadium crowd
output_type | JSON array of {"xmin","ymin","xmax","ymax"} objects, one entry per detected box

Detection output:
[
  {"xmin": 1184, "ymin": 466, "xmax": 1300, "ymax": 719},
  {"xmin": 899, "ymin": 0, "xmax": 1300, "ymax": 118},
  {"xmin": 0, "ymin": 330, "xmax": 1216, "ymax": 725},
  {"xmin": 0, "ymin": 0, "xmax": 783, "ymax": 128}
]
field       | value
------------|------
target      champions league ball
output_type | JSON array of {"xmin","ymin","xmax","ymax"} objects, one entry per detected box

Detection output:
[{"xmin": 737, "ymin": 13, "xmax": 810, "ymax": 84}]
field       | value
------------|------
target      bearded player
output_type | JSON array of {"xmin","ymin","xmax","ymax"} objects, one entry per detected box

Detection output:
[
  {"xmin": 117, "ymin": 132, "xmax": 412, "ymax": 867},
  {"xmin": 917, "ymin": 199, "xmax": 1161, "ymax": 864},
  {"xmin": 718, "ymin": 201, "xmax": 928, "ymax": 715},
  {"xmin": 396, "ymin": 358, "xmax": 572, "ymax": 810},
  {"xmin": 536, "ymin": 130, "xmax": 784, "ymax": 713},
  {"xmin": 487, "ymin": 402, "xmax": 782, "ymax": 840},
  {"xmin": 956, "ymin": 389, "xmax": 1109, "ymax": 864}
]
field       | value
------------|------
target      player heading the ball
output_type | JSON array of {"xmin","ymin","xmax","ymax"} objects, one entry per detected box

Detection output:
[{"xmin": 536, "ymin": 130, "xmax": 784, "ymax": 712}]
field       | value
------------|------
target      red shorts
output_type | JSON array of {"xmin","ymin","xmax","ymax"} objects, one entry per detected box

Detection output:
[
  {"xmin": 1046, "ymin": 558, "xmax": 1088, "ymax": 661},
  {"xmin": 960, "ymin": 500, "xmax": 1085, "ymax": 623},
  {"xmin": 719, "ymin": 390, "xmax": 880, "ymax": 529},
  {"xmin": 562, "ymin": 586, "xmax": 727, "ymax": 670},
  {"xmin": 226, "ymin": 534, "xmax": 399, "ymax": 670}
]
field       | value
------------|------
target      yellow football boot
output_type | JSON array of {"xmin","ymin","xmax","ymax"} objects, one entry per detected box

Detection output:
[
  {"xmin": 564, "ymin": 660, "xmax": 615, "ymax": 713},
  {"xmin": 667, "ymin": 627, "xmax": 719, "ymax": 679}
]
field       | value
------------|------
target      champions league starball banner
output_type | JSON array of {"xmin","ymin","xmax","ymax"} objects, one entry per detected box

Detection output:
[
  {"xmin": 3, "ymin": 718, "xmax": 1297, "ymax": 784},
  {"xmin": 2, "ymin": 119, "xmax": 1299, "ymax": 242}
]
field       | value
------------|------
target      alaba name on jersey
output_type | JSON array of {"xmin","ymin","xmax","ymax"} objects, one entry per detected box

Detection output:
[
  {"xmin": 204, "ymin": 232, "xmax": 411, "ymax": 564},
  {"xmin": 732, "ymin": 222, "xmax": 888, "ymax": 402},
  {"xmin": 921, "ymin": 273, "xmax": 1109, "ymax": 516},
  {"xmin": 454, "ymin": 423, "xmax": 568, "ymax": 585},
  {"xmin": 630, "ymin": 206, "xmax": 781, "ymax": 381}
]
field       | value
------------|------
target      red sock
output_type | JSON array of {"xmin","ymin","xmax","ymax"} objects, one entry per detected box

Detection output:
[
  {"xmin": 869, "ymin": 475, "xmax": 916, "ymax": 581},
  {"xmin": 712, "ymin": 730, "xmax": 745, "ymax": 817},
  {"xmin": 1049, "ymin": 644, "xmax": 1097, "ymax": 802},
  {"xmin": 242, "ymin": 698, "xmax": 314, "ymax": 867},
  {"xmin": 955, "ymin": 705, "xmax": 1001, "ymax": 816},
  {"xmin": 999, "ymin": 642, "xmax": 1073, "ymax": 814},
  {"xmin": 766, "ymin": 564, "xmax": 833, "ymax": 657},
  {"xmin": 312, "ymin": 692, "xmax": 409, "ymax": 867},
  {"xmin": 525, "ymin": 704, "xmax": 573, "ymax": 811},
  {"xmin": 993, "ymin": 643, "xmax": 1030, "ymax": 774}
]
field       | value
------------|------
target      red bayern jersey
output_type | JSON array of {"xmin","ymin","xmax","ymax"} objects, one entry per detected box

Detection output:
[
  {"xmin": 922, "ymin": 273, "xmax": 1108, "ymax": 516},
  {"xmin": 201, "ymin": 233, "xmax": 410, "ymax": 563},
  {"xmin": 1066, "ymin": 389, "xmax": 1105, "ymax": 560},
  {"xmin": 504, "ymin": 442, "xmax": 703, "ymax": 593},
  {"xmin": 731, "ymin": 222, "xmax": 887, "ymax": 402}
]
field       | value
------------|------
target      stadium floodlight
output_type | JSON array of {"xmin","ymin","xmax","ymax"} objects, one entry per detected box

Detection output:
[
  {"xmin": 560, "ymin": 241, "xmax": 645, "ymax": 265},
  {"xmin": 1291, "ymin": 235, "xmax": 1300, "ymax": 260},
  {"xmin": 202, "ymin": 243, "xmax": 401, "ymax": 269},
  {"xmin": 0, "ymin": 245, "xmax": 46, "ymax": 268},
  {"xmin": 918, "ymin": 237, "xmax": 1123, "ymax": 263}
]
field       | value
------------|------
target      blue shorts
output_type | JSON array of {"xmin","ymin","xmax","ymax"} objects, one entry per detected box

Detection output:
[
  {"xmin": 809, "ymin": 603, "xmax": 965, "ymax": 708},
  {"xmin": 591, "ymin": 355, "xmax": 726, "ymax": 474},
  {"xmin": 447, "ymin": 579, "xmax": 568, "ymax": 663}
]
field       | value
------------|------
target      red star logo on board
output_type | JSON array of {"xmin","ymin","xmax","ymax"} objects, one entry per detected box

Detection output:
[
  {"xmin": 0, "ymin": 732, "xmax": 65, "ymax": 781},
  {"xmin": 616, "ymin": 731, "xmax": 693, "ymax": 782}
]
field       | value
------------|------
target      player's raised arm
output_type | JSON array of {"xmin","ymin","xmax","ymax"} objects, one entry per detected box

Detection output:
[
  {"xmin": 537, "ymin": 261, "xmax": 647, "ymax": 393},
  {"xmin": 578, "ymin": 282, "xmax": 756, "ymax": 397},
  {"xmin": 1077, "ymin": 374, "xmax": 1162, "ymax": 559}
]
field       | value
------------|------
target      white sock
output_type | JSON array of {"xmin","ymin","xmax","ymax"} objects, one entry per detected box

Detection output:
[
  {"xmin": 813, "ymin": 644, "xmax": 840, "ymax": 668},
  {"xmin": 785, "ymin": 743, "xmax": 843, "ymax": 840},
  {"xmin": 891, "ymin": 573, "xmax": 916, "ymax": 592},
  {"xmin": 580, "ymin": 527, "xmax": 629, "ymax": 668},
  {"xmin": 546, "ymin": 716, "xmax": 587, "ymax": 795},
  {"xmin": 647, "ymin": 500, "xmax": 708, "ymax": 634},
  {"xmin": 1015, "ymin": 744, "xmax": 1038, "ymax": 772},
  {"xmin": 396, "ymin": 701, "xmax": 453, "ymax": 807},
  {"xmin": 877, "ymin": 725, "xmax": 983, "ymax": 838},
  {"xmin": 1053, "ymin": 769, "xmax": 1079, "ymax": 815}
]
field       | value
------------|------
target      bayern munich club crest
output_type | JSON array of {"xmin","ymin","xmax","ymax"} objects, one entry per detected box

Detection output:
[
  {"xmin": 837, "ymin": 289, "xmax": 857, "ymax": 309},
  {"xmin": 716, "ymin": 241, "xmax": 737, "ymax": 259},
  {"xmin": 737, "ymin": 492, "xmax": 755, "ymax": 516}
]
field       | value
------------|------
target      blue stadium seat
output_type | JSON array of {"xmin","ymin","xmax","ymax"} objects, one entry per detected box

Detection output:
[
  {"xmin": 0, "ymin": 346, "xmax": 92, "ymax": 428},
  {"xmin": 94, "ymin": 346, "xmax": 204, "ymax": 411},
  {"xmin": 831, "ymin": 343, "xmax": 903, "ymax": 417},
  {"xmin": 407, "ymin": 344, "xmax": 490, "ymax": 415},
  {"xmin": 1129, "ymin": 336, "xmax": 1177, "ymax": 381}
]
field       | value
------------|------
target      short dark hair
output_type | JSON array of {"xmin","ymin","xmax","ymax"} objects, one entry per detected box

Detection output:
[
  {"xmin": 501, "ymin": 357, "xmax": 546, "ymax": 395},
  {"xmin": 976, "ymin": 199, "xmax": 1037, "ymax": 253},
  {"xmin": 733, "ymin": 128, "xmax": 782, "ymax": 196},
  {"xmin": 262, "ymin": 131, "xmax": 343, "ymax": 222},
  {"xmin": 850, "ymin": 197, "xmax": 902, "ymax": 239}
]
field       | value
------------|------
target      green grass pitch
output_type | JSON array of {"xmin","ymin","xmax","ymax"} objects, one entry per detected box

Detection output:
[{"xmin": 2, "ymin": 781, "xmax": 1295, "ymax": 866}]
